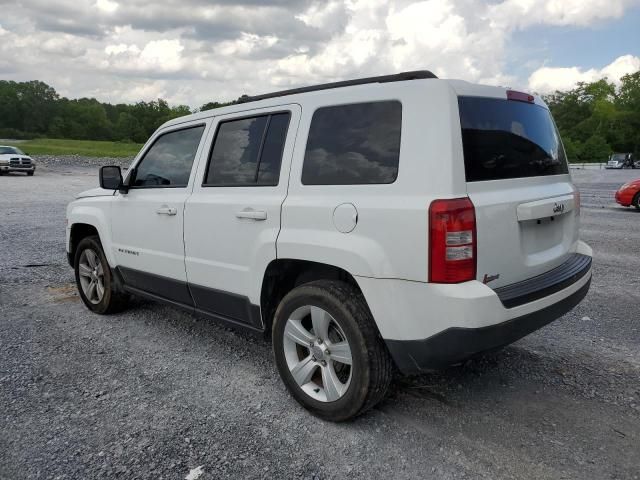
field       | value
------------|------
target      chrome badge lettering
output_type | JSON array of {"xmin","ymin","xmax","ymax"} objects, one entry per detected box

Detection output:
[
  {"xmin": 553, "ymin": 203, "xmax": 565, "ymax": 214},
  {"xmin": 118, "ymin": 248, "xmax": 140, "ymax": 256}
]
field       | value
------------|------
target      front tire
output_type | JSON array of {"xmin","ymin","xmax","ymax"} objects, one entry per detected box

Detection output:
[
  {"xmin": 74, "ymin": 235, "xmax": 129, "ymax": 314},
  {"xmin": 272, "ymin": 280, "xmax": 393, "ymax": 421},
  {"xmin": 27, "ymin": 171, "xmax": 34, "ymax": 176},
  {"xmin": 633, "ymin": 192, "xmax": 640, "ymax": 210}
]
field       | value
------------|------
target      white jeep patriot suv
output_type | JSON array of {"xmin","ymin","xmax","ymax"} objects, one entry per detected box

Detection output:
[{"xmin": 66, "ymin": 71, "xmax": 592, "ymax": 421}]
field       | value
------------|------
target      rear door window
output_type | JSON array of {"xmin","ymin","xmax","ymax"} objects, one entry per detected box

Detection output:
[
  {"xmin": 204, "ymin": 112, "xmax": 291, "ymax": 187},
  {"xmin": 458, "ymin": 97, "xmax": 568, "ymax": 182},
  {"xmin": 301, "ymin": 101, "xmax": 402, "ymax": 185}
]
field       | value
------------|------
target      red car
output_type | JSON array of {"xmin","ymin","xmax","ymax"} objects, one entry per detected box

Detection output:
[{"xmin": 615, "ymin": 179, "xmax": 640, "ymax": 210}]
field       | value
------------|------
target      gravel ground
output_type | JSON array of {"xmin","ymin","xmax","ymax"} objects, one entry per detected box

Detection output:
[
  {"xmin": 1, "ymin": 163, "xmax": 638, "ymax": 480},
  {"xmin": 31, "ymin": 155, "xmax": 134, "ymax": 168}
]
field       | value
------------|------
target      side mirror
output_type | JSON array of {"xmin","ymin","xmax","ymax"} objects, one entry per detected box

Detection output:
[{"xmin": 99, "ymin": 166, "xmax": 123, "ymax": 191}]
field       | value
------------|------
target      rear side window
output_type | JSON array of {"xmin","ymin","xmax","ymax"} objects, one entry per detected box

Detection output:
[
  {"xmin": 459, "ymin": 97, "xmax": 568, "ymax": 182},
  {"xmin": 302, "ymin": 101, "xmax": 402, "ymax": 185},
  {"xmin": 133, "ymin": 125, "xmax": 205, "ymax": 188},
  {"xmin": 204, "ymin": 112, "xmax": 291, "ymax": 186}
]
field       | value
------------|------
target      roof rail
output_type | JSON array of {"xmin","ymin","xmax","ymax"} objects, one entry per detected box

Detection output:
[{"xmin": 239, "ymin": 70, "xmax": 437, "ymax": 103}]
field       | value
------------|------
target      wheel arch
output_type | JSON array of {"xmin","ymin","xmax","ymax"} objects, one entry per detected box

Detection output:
[
  {"xmin": 259, "ymin": 259, "xmax": 375, "ymax": 335},
  {"xmin": 67, "ymin": 206, "xmax": 114, "ymax": 267}
]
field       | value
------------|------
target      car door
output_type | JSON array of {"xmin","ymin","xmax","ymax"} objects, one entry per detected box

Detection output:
[
  {"xmin": 110, "ymin": 121, "xmax": 209, "ymax": 304},
  {"xmin": 184, "ymin": 105, "xmax": 300, "ymax": 328}
]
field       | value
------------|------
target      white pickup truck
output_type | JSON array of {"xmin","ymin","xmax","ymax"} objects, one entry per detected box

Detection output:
[{"xmin": 66, "ymin": 71, "xmax": 592, "ymax": 421}]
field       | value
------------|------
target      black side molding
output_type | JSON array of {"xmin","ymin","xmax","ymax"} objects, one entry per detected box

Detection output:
[
  {"xmin": 115, "ymin": 266, "xmax": 265, "ymax": 335},
  {"xmin": 494, "ymin": 253, "xmax": 592, "ymax": 308},
  {"xmin": 190, "ymin": 283, "xmax": 263, "ymax": 329},
  {"xmin": 241, "ymin": 71, "xmax": 437, "ymax": 103},
  {"xmin": 118, "ymin": 266, "xmax": 194, "ymax": 306},
  {"xmin": 386, "ymin": 276, "xmax": 591, "ymax": 374}
]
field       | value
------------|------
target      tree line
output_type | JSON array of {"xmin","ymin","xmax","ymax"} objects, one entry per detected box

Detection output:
[
  {"xmin": 544, "ymin": 71, "xmax": 640, "ymax": 161},
  {"xmin": 1, "ymin": 73, "xmax": 639, "ymax": 160},
  {"xmin": 0, "ymin": 80, "xmax": 243, "ymax": 144}
]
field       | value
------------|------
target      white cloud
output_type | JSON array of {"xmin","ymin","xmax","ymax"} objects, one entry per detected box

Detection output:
[
  {"xmin": 489, "ymin": 0, "xmax": 639, "ymax": 29},
  {"xmin": 95, "ymin": 0, "xmax": 119, "ymax": 13},
  {"xmin": 102, "ymin": 39, "xmax": 184, "ymax": 74},
  {"xmin": 0, "ymin": 0, "xmax": 639, "ymax": 106},
  {"xmin": 140, "ymin": 39, "xmax": 183, "ymax": 70},
  {"xmin": 296, "ymin": 1, "xmax": 346, "ymax": 29},
  {"xmin": 528, "ymin": 54, "xmax": 640, "ymax": 93},
  {"xmin": 41, "ymin": 36, "xmax": 87, "ymax": 57},
  {"xmin": 218, "ymin": 33, "xmax": 279, "ymax": 58}
]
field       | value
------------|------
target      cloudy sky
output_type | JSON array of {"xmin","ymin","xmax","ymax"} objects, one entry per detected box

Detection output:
[{"xmin": 1, "ymin": 0, "xmax": 639, "ymax": 108}]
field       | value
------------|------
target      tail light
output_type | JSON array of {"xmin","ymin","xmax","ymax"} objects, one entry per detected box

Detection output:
[{"xmin": 429, "ymin": 197, "xmax": 477, "ymax": 283}]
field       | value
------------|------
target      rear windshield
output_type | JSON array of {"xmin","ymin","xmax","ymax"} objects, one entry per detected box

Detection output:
[{"xmin": 458, "ymin": 96, "xmax": 568, "ymax": 182}]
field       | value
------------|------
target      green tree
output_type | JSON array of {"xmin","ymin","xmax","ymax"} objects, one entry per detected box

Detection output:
[
  {"xmin": 115, "ymin": 112, "xmax": 146, "ymax": 142},
  {"xmin": 580, "ymin": 135, "xmax": 611, "ymax": 161},
  {"xmin": 48, "ymin": 116, "xmax": 66, "ymax": 138},
  {"xmin": 561, "ymin": 137, "xmax": 582, "ymax": 162}
]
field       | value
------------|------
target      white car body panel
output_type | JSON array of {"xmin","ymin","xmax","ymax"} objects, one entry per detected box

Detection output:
[
  {"xmin": 65, "ymin": 200, "xmax": 116, "ymax": 266},
  {"xmin": 359, "ymin": 240, "xmax": 592, "ymax": 341},
  {"xmin": 110, "ymin": 119, "xmax": 211, "ymax": 283},
  {"xmin": 75, "ymin": 187, "xmax": 114, "ymax": 199},
  {"xmin": 184, "ymin": 104, "xmax": 301, "ymax": 306},
  {"xmin": 278, "ymin": 80, "xmax": 465, "ymax": 282}
]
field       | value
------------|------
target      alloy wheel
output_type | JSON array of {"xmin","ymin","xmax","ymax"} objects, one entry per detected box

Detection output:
[
  {"xmin": 78, "ymin": 248, "xmax": 105, "ymax": 304},
  {"xmin": 282, "ymin": 305, "xmax": 353, "ymax": 402}
]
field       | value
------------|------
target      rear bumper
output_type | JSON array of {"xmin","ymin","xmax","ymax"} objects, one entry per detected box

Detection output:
[
  {"xmin": 386, "ymin": 277, "xmax": 590, "ymax": 373},
  {"xmin": 356, "ymin": 241, "xmax": 593, "ymax": 374}
]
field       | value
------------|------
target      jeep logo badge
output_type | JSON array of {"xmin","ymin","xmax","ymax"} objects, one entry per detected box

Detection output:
[{"xmin": 553, "ymin": 203, "xmax": 565, "ymax": 214}]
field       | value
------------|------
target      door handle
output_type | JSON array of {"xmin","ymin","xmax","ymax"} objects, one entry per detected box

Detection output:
[
  {"xmin": 156, "ymin": 206, "xmax": 177, "ymax": 216},
  {"xmin": 235, "ymin": 209, "xmax": 267, "ymax": 221}
]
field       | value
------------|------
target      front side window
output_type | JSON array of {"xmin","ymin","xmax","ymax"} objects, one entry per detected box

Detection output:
[
  {"xmin": 133, "ymin": 125, "xmax": 205, "ymax": 188},
  {"xmin": 204, "ymin": 112, "xmax": 291, "ymax": 186},
  {"xmin": 301, "ymin": 101, "xmax": 402, "ymax": 185}
]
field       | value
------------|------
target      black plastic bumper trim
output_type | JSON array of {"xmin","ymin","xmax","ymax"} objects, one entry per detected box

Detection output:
[
  {"xmin": 386, "ymin": 276, "xmax": 591, "ymax": 374},
  {"xmin": 494, "ymin": 253, "xmax": 592, "ymax": 308}
]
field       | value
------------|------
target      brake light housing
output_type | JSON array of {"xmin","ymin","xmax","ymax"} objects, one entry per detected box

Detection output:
[
  {"xmin": 507, "ymin": 90, "xmax": 535, "ymax": 103},
  {"xmin": 429, "ymin": 197, "xmax": 477, "ymax": 283}
]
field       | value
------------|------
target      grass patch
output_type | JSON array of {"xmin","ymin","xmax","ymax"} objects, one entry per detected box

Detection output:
[{"xmin": 4, "ymin": 138, "xmax": 143, "ymax": 158}]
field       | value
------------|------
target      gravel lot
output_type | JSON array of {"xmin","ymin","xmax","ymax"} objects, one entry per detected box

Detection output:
[{"xmin": 1, "ymin": 162, "xmax": 638, "ymax": 479}]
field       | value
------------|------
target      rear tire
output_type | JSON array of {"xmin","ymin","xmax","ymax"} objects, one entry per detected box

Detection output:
[
  {"xmin": 272, "ymin": 280, "xmax": 393, "ymax": 421},
  {"xmin": 74, "ymin": 235, "xmax": 129, "ymax": 314}
]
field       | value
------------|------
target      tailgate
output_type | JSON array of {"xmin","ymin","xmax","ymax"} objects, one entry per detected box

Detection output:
[
  {"xmin": 468, "ymin": 178, "xmax": 579, "ymax": 288},
  {"xmin": 458, "ymin": 94, "xmax": 578, "ymax": 289}
]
